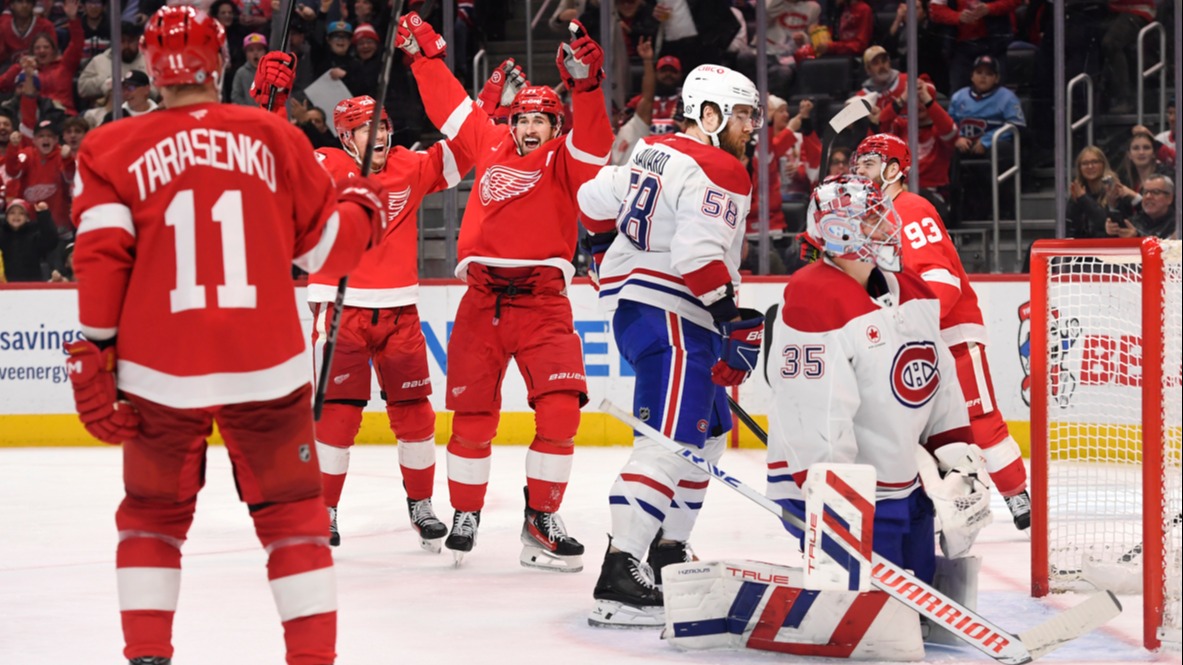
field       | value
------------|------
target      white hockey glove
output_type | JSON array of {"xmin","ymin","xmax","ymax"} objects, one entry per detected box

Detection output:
[{"xmin": 917, "ymin": 444, "xmax": 993, "ymax": 559}]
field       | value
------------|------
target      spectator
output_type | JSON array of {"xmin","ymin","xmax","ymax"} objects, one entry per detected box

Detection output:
[
  {"xmin": 344, "ymin": 0, "xmax": 388, "ymax": 42},
  {"xmin": 60, "ymin": 114, "xmax": 87, "ymax": 154},
  {"xmin": 0, "ymin": 199, "xmax": 57, "ymax": 282},
  {"xmin": 1152, "ymin": 97, "xmax": 1176, "ymax": 154},
  {"xmin": 80, "ymin": 0, "xmax": 112, "ymax": 61},
  {"xmin": 765, "ymin": 0, "xmax": 822, "ymax": 59},
  {"xmin": 1106, "ymin": 174, "xmax": 1176, "ymax": 239},
  {"xmin": 76, "ymin": 20, "xmax": 146, "ymax": 101},
  {"xmin": 293, "ymin": 104, "xmax": 339, "ymax": 150},
  {"xmin": 771, "ymin": 96, "xmax": 822, "ymax": 201},
  {"xmin": 6, "ymin": 117, "xmax": 73, "ymax": 242},
  {"xmin": 1101, "ymin": 0, "xmax": 1155, "ymax": 114},
  {"xmin": 549, "ymin": 0, "xmax": 588, "ymax": 34},
  {"xmin": 855, "ymin": 44, "xmax": 908, "ymax": 125},
  {"xmin": 0, "ymin": 0, "xmax": 56, "ymax": 68},
  {"xmin": 948, "ymin": 55, "xmax": 1025, "ymax": 156},
  {"xmin": 285, "ymin": 16, "xmax": 315, "ymax": 98},
  {"xmin": 0, "ymin": 3, "xmax": 83, "ymax": 114},
  {"xmin": 236, "ymin": 0, "xmax": 272, "ymax": 31},
  {"xmin": 1116, "ymin": 129, "xmax": 1170, "ymax": 193},
  {"xmin": 311, "ymin": 20, "xmax": 355, "ymax": 81},
  {"xmin": 610, "ymin": 36, "xmax": 655, "ymax": 166},
  {"xmin": 626, "ymin": 53, "xmax": 679, "ymax": 135},
  {"xmin": 231, "ymin": 33, "xmax": 268, "ymax": 107},
  {"xmin": 0, "ymin": 108, "xmax": 14, "ymax": 195},
  {"xmin": 929, "ymin": 0, "xmax": 1020, "ymax": 93},
  {"xmin": 344, "ymin": 23, "xmax": 381, "ymax": 97},
  {"xmin": 879, "ymin": 77, "xmax": 958, "ymax": 197},
  {"xmin": 1066, "ymin": 145, "xmax": 1136, "ymax": 238},
  {"xmin": 100, "ymin": 69, "xmax": 157, "ymax": 123},
  {"xmin": 669, "ymin": 0, "xmax": 739, "ymax": 73},
  {"xmin": 827, "ymin": 145, "xmax": 853, "ymax": 177},
  {"xmin": 818, "ymin": 0, "xmax": 873, "ymax": 57},
  {"xmin": 209, "ymin": 0, "xmax": 249, "ymax": 71}
]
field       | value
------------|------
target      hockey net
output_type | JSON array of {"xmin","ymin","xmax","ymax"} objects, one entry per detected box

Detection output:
[{"xmin": 1029, "ymin": 238, "xmax": 1182, "ymax": 651}]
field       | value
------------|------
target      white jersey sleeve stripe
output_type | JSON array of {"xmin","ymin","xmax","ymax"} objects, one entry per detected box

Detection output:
[
  {"xmin": 441, "ymin": 100, "xmax": 475, "ymax": 139},
  {"xmin": 920, "ymin": 268, "xmax": 961, "ymax": 290},
  {"xmin": 293, "ymin": 211, "xmax": 340, "ymax": 275},
  {"xmin": 968, "ymin": 343, "xmax": 994, "ymax": 413},
  {"xmin": 565, "ymin": 131, "xmax": 610, "ymax": 166},
  {"xmin": 77, "ymin": 203, "xmax": 135, "ymax": 238},
  {"xmin": 440, "ymin": 141, "xmax": 461, "ymax": 188}
]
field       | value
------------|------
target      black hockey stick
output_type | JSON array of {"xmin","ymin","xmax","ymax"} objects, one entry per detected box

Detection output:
[
  {"xmin": 265, "ymin": 0, "xmax": 296, "ymax": 113},
  {"xmin": 602, "ymin": 399, "xmax": 1121, "ymax": 664},
  {"xmin": 726, "ymin": 394, "xmax": 766, "ymax": 446},
  {"xmin": 819, "ymin": 97, "xmax": 872, "ymax": 180},
  {"xmin": 314, "ymin": 0, "xmax": 407, "ymax": 421}
]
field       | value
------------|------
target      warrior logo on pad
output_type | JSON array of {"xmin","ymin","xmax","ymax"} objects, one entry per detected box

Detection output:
[
  {"xmin": 889, "ymin": 341, "xmax": 939, "ymax": 408},
  {"xmin": 479, "ymin": 165, "xmax": 542, "ymax": 205}
]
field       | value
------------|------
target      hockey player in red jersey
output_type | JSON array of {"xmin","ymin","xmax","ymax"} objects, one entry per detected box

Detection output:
[
  {"xmin": 252, "ymin": 52, "xmax": 479, "ymax": 553},
  {"xmin": 852, "ymin": 133, "xmax": 1031, "ymax": 530},
  {"xmin": 397, "ymin": 12, "xmax": 613, "ymax": 571},
  {"xmin": 65, "ymin": 7, "xmax": 386, "ymax": 664}
]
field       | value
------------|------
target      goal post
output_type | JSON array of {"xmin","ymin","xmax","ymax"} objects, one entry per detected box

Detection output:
[{"xmin": 1029, "ymin": 238, "xmax": 1182, "ymax": 651}]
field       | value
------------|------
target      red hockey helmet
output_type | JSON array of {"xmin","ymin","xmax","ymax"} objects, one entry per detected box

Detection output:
[
  {"xmin": 509, "ymin": 85, "xmax": 563, "ymax": 131},
  {"xmin": 140, "ymin": 6, "xmax": 227, "ymax": 88},
  {"xmin": 333, "ymin": 95, "xmax": 391, "ymax": 140},
  {"xmin": 853, "ymin": 133, "xmax": 911, "ymax": 184}
]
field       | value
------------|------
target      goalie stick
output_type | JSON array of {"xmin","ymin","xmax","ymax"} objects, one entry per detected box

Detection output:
[
  {"xmin": 1051, "ymin": 512, "xmax": 1183, "ymax": 577},
  {"xmin": 819, "ymin": 97, "xmax": 873, "ymax": 182},
  {"xmin": 601, "ymin": 399, "xmax": 1121, "ymax": 664},
  {"xmin": 313, "ymin": 0, "xmax": 407, "ymax": 420}
]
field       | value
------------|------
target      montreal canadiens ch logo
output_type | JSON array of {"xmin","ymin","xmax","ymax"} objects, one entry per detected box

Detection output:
[
  {"xmin": 890, "ymin": 341, "xmax": 940, "ymax": 408},
  {"xmin": 479, "ymin": 165, "xmax": 542, "ymax": 205}
]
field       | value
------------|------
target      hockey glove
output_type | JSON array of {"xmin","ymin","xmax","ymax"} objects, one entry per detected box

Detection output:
[
  {"xmin": 397, "ymin": 12, "xmax": 447, "ymax": 61},
  {"xmin": 555, "ymin": 22, "xmax": 604, "ymax": 93},
  {"xmin": 927, "ymin": 443, "xmax": 994, "ymax": 559},
  {"xmin": 250, "ymin": 51, "xmax": 297, "ymax": 114},
  {"xmin": 64, "ymin": 339, "xmax": 140, "ymax": 444},
  {"xmin": 477, "ymin": 58, "xmax": 528, "ymax": 119},
  {"xmin": 711, "ymin": 309, "xmax": 764, "ymax": 387},
  {"xmin": 579, "ymin": 229, "xmax": 617, "ymax": 290},
  {"xmin": 336, "ymin": 177, "xmax": 388, "ymax": 247}
]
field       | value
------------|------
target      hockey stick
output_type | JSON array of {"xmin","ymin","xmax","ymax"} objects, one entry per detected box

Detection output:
[
  {"xmin": 601, "ymin": 399, "xmax": 1121, "ymax": 664},
  {"xmin": 819, "ymin": 97, "xmax": 872, "ymax": 179},
  {"xmin": 265, "ymin": 0, "xmax": 296, "ymax": 113},
  {"xmin": 1052, "ymin": 512, "xmax": 1183, "ymax": 577},
  {"xmin": 313, "ymin": 0, "xmax": 407, "ymax": 421},
  {"xmin": 726, "ymin": 394, "xmax": 766, "ymax": 446}
]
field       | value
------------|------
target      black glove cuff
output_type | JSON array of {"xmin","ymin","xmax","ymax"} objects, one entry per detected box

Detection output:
[{"xmin": 706, "ymin": 293, "xmax": 741, "ymax": 324}]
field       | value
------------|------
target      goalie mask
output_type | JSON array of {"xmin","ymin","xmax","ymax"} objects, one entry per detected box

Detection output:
[
  {"xmin": 853, "ymin": 133, "xmax": 912, "ymax": 186},
  {"xmin": 333, "ymin": 95, "xmax": 392, "ymax": 162},
  {"xmin": 141, "ymin": 6, "xmax": 227, "ymax": 88},
  {"xmin": 680, "ymin": 64, "xmax": 763, "ymax": 147},
  {"xmin": 805, "ymin": 175, "xmax": 902, "ymax": 272}
]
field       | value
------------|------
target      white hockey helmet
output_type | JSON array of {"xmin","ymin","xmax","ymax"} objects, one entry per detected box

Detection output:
[
  {"xmin": 805, "ymin": 174, "xmax": 902, "ymax": 272},
  {"xmin": 680, "ymin": 64, "xmax": 762, "ymax": 146}
]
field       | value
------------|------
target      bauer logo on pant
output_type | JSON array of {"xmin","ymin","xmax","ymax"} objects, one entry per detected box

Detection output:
[{"xmin": 889, "ymin": 341, "xmax": 939, "ymax": 408}]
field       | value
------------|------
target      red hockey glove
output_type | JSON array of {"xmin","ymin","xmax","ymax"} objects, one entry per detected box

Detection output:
[
  {"xmin": 555, "ymin": 21, "xmax": 604, "ymax": 93},
  {"xmin": 397, "ymin": 12, "xmax": 446, "ymax": 61},
  {"xmin": 64, "ymin": 339, "xmax": 140, "ymax": 444},
  {"xmin": 477, "ymin": 58, "xmax": 528, "ymax": 119},
  {"xmin": 711, "ymin": 309, "xmax": 765, "ymax": 387},
  {"xmin": 337, "ymin": 177, "xmax": 388, "ymax": 247},
  {"xmin": 250, "ymin": 51, "xmax": 298, "ymax": 113}
]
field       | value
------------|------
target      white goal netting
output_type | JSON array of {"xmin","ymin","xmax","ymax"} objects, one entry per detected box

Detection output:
[{"xmin": 1034, "ymin": 239, "xmax": 1181, "ymax": 650}]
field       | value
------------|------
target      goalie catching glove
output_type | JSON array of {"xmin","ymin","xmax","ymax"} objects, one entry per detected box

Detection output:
[
  {"xmin": 250, "ymin": 51, "xmax": 297, "ymax": 114},
  {"xmin": 477, "ymin": 58, "xmax": 529, "ymax": 119},
  {"xmin": 336, "ymin": 177, "xmax": 388, "ymax": 247},
  {"xmin": 555, "ymin": 21, "xmax": 604, "ymax": 93},
  {"xmin": 923, "ymin": 443, "xmax": 993, "ymax": 559},
  {"xmin": 64, "ymin": 339, "xmax": 140, "ymax": 444},
  {"xmin": 397, "ymin": 12, "xmax": 446, "ymax": 61}
]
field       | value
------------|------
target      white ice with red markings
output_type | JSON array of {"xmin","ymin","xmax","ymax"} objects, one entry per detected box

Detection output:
[{"xmin": 0, "ymin": 445, "xmax": 1171, "ymax": 663}]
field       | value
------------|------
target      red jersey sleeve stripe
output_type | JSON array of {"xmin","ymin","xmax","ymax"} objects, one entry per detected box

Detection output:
[
  {"xmin": 441, "ymin": 99, "xmax": 475, "ymax": 139},
  {"xmin": 77, "ymin": 203, "xmax": 135, "ymax": 238},
  {"xmin": 564, "ymin": 131, "xmax": 610, "ymax": 166},
  {"xmin": 293, "ymin": 211, "xmax": 340, "ymax": 275}
]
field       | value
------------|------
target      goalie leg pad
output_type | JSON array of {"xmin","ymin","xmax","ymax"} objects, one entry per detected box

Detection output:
[
  {"xmin": 663, "ymin": 560, "xmax": 924, "ymax": 660},
  {"xmin": 608, "ymin": 436, "xmax": 685, "ymax": 557},
  {"xmin": 927, "ymin": 555, "xmax": 981, "ymax": 645},
  {"xmin": 803, "ymin": 463, "xmax": 877, "ymax": 592}
]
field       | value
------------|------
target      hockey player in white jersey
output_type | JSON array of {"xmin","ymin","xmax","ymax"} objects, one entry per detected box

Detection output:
[
  {"xmin": 766, "ymin": 175, "xmax": 992, "ymax": 587},
  {"xmin": 577, "ymin": 64, "xmax": 763, "ymax": 627}
]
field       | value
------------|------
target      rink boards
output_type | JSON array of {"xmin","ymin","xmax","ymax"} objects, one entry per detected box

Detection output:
[{"xmin": 0, "ymin": 276, "xmax": 1053, "ymax": 448}]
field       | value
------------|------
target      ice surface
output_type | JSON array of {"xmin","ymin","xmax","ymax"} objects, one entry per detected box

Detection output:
[{"xmin": 0, "ymin": 445, "xmax": 1170, "ymax": 664}]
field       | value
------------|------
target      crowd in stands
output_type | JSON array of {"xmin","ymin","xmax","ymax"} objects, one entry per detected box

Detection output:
[{"xmin": 0, "ymin": 0, "xmax": 1177, "ymax": 283}]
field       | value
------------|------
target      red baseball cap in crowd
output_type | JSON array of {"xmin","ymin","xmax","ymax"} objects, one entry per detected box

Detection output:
[
  {"xmin": 353, "ymin": 23, "xmax": 379, "ymax": 44},
  {"xmin": 243, "ymin": 33, "xmax": 268, "ymax": 50},
  {"xmin": 6, "ymin": 198, "xmax": 30, "ymax": 214},
  {"xmin": 656, "ymin": 55, "xmax": 681, "ymax": 73}
]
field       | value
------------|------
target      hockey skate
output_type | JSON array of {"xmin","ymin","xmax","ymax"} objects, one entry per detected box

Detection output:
[
  {"xmin": 408, "ymin": 497, "xmax": 448, "ymax": 553},
  {"xmin": 589, "ymin": 545, "xmax": 664, "ymax": 628},
  {"xmin": 647, "ymin": 529, "xmax": 698, "ymax": 588},
  {"xmin": 1005, "ymin": 490, "xmax": 1032, "ymax": 531},
  {"xmin": 444, "ymin": 510, "xmax": 480, "ymax": 566},
  {"xmin": 327, "ymin": 506, "xmax": 340, "ymax": 547},
  {"xmin": 129, "ymin": 658, "xmax": 171, "ymax": 665},
  {"xmin": 520, "ymin": 487, "xmax": 584, "ymax": 572}
]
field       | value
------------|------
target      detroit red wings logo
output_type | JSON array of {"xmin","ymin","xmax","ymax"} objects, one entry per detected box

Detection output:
[
  {"xmin": 479, "ymin": 165, "xmax": 542, "ymax": 205},
  {"xmin": 387, "ymin": 186, "xmax": 412, "ymax": 218},
  {"xmin": 890, "ymin": 341, "xmax": 940, "ymax": 408}
]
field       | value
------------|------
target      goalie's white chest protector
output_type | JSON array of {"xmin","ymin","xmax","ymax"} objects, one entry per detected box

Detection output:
[{"xmin": 766, "ymin": 260, "xmax": 969, "ymax": 503}]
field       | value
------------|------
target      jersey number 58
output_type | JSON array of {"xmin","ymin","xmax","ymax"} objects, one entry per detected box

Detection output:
[{"xmin": 619, "ymin": 171, "xmax": 661, "ymax": 250}]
